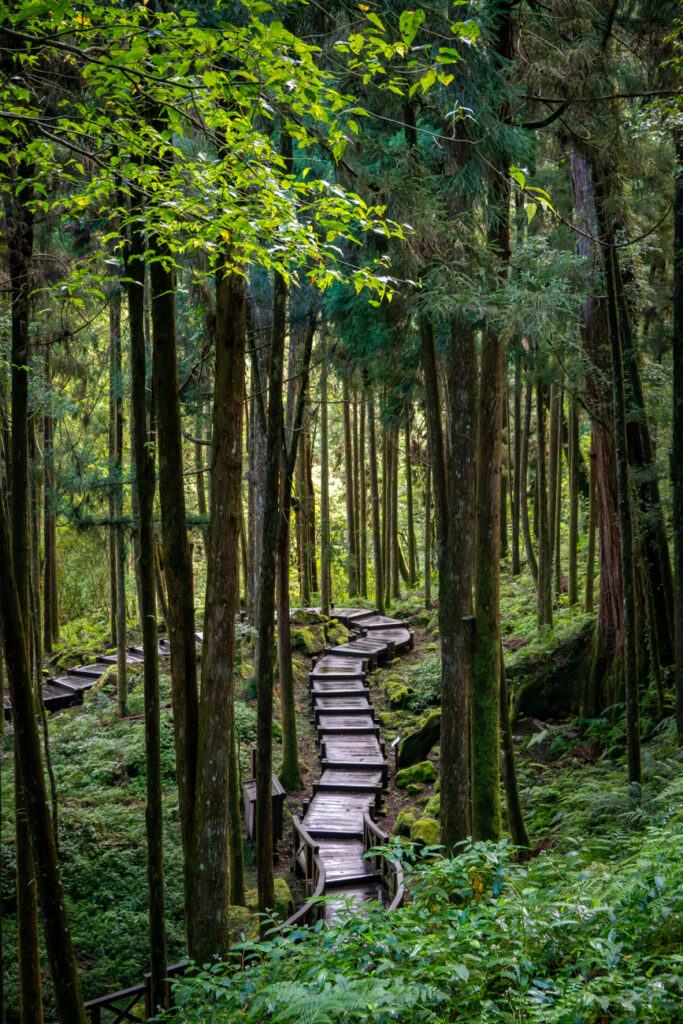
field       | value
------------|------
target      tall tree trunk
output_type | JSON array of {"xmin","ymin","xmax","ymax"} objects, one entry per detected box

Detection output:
[
  {"xmin": 367, "ymin": 394, "xmax": 385, "ymax": 615},
  {"xmin": 571, "ymin": 147, "xmax": 624, "ymax": 715},
  {"xmin": 471, "ymin": 1, "xmax": 514, "ymax": 840},
  {"xmin": 547, "ymin": 382, "xmax": 560, "ymax": 594},
  {"xmin": 405, "ymin": 418, "xmax": 417, "ymax": 586},
  {"xmin": 421, "ymin": 314, "xmax": 474, "ymax": 848},
  {"xmin": 391, "ymin": 427, "xmax": 400, "ymax": 601},
  {"xmin": 295, "ymin": 423, "xmax": 310, "ymax": 604},
  {"xmin": 382, "ymin": 425, "xmax": 390, "ymax": 600},
  {"xmin": 499, "ymin": 640, "xmax": 529, "ymax": 850},
  {"xmin": 342, "ymin": 374, "xmax": 357, "ymax": 597},
  {"xmin": 617, "ymin": 260, "xmax": 674, "ymax": 664},
  {"xmin": 359, "ymin": 397, "xmax": 368, "ymax": 597},
  {"xmin": 128, "ymin": 193, "xmax": 168, "ymax": 1010},
  {"xmin": 553, "ymin": 385, "xmax": 563, "ymax": 597},
  {"xmin": 536, "ymin": 380, "xmax": 553, "ymax": 629},
  {"xmin": 352, "ymin": 388, "xmax": 361, "ymax": 594},
  {"xmin": 4, "ymin": 146, "xmax": 43, "ymax": 1024},
  {"xmin": 278, "ymin": 300, "xmax": 315, "ymax": 793},
  {"xmin": 511, "ymin": 350, "xmax": 522, "ymax": 575},
  {"xmin": 306, "ymin": 432, "xmax": 318, "ymax": 595},
  {"xmin": 586, "ymin": 449, "xmax": 597, "ymax": 614},
  {"xmin": 0, "ymin": 501, "xmax": 87, "ymax": 1023},
  {"xmin": 595, "ymin": 191, "xmax": 641, "ymax": 784},
  {"xmin": 424, "ymin": 456, "xmax": 431, "ymax": 608},
  {"xmin": 110, "ymin": 273, "xmax": 127, "ymax": 717},
  {"xmin": 256, "ymin": 261, "xmax": 286, "ymax": 921},
  {"xmin": 673, "ymin": 129, "xmax": 683, "ymax": 746},
  {"xmin": 42, "ymin": 346, "xmax": 58, "ymax": 653},
  {"xmin": 150, "ymin": 244, "xmax": 198, "ymax": 860},
  {"xmin": 568, "ymin": 400, "xmax": 580, "ymax": 606},
  {"xmin": 520, "ymin": 373, "xmax": 538, "ymax": 585},
  {"xmin": 320, "ymin": 344, "xmax": 332, "ymax": 615},
  {"xmin": 195, "ymin": 411, "xmax": 209, "ymax": 557},
  {"xmin": 109, "ymin": 318, "xmax": 117, "ymax": 648},
  {"xmin": 192, "ymin": 263, "xmax": 247, "ymax": 959}
]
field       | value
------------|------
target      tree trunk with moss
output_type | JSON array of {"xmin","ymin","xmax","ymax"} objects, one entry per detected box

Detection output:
[
  {"xmin": 536, "ymin": 380, "xmax": 553, "ymax": 629},
  {"xmin": 674, "ymin": 129, "xmax": 683, "ymax": 746},
  {"xmin": 368, "ymin": 394, "xmax": 385, "ymax": 615},
  {"xmin": 342, "ymin": 374, "xmax": 358, "ymax": 598}
]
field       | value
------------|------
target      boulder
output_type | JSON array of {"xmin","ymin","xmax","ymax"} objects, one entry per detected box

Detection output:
[
  {"xmin": 396, "ymin": 760, "xmax": 436, "ymax": 788},
  {"xmin": 397, "ymin": 709, "xmax": 441, "ymax": 769},
  {"xmin": 395, "ymin": 810, "xmax": 416, "ymax": 837},
  {"xmin": 325, "ymin": 619, "xmax": 352, "ymax": 646},
  {"xmin": 387, "ymin": 679, "xmax": 414, "ymax": 709},
  {"xmin": 291, "ymin": 624, "xmax": 326, "ymax": 656},
  {"xmin": 424, "ymin": 792, "xmax": 440, "ymax": 819},
  {"xmin": 410, "ymin": 817, "xmax": 440, "ymax": 846}
]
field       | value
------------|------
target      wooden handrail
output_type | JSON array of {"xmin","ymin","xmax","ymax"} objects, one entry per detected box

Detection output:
[{"xmin": 362, "ymin": 810, "xmax": 404, "ymax": 911}]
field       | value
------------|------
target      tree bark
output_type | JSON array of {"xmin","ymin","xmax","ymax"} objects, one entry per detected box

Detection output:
[
  {"xmin": 674, "ymin": 129, "xmax": 683, "ymax": 746},
  {"xmin": 127, "ymin": 192, "xmax": 168, "ymax": 1009},
  {"xmin": 4, "ymin": 142, "xmax": 44, "ymax": 1024},
  {"xmin": 367, "ymin": 394, "xmax": 385, "ymax": 615},
  {"xmin": 520, "ymin": 373, "xmax": 538, "ymax": 585},
  {"xmin": 0, "ymin": 501, "xmax": 87, "ymax": 1023},
  {"xmin": 547, "ymin": 381, "xmax": 560, "ymax": 595},
  {"xmin": 405, "ymin": 418, "xmax": 417, "ymax": 586},
  {"xmin": 420, "ymin": 314, "xmax": 475, "ymax": 848},
  {"xmin": 511, "ymin": 350, "xmax": 522, "ymax": 575},
  {"xmin": 391, "ymin": 427, "xmax": 400, "ymax": 600},
  {"xmin": 278, "ymin": 299, "xmax": 315, "ymax": 793},
  {"xmin": 320, "ymin": 343, "xmax": 332, "ymax": 615},
  {"xmin": 536, "ymin": 379, "xmax": 553, "ymax": 629},
  {"xmin": 255, "ymin": 264, "xmax": 286, "ymax": 921},
  {"xmin": 342, "ymin": 374, "xmax": 357, "ymax": 597},
  {"xmin": 597, "ymin": 213, "xmax": 641, "ymax": 785},
  {"xmin": 191, "ymin": 263, "xmax": 247, "ymax": 958},
  {"xmin": 359, "ymin": 397, "xmax": 368, "ymax": 597},
  {"xmin": 424, "ymin": 457, "xmax": 431, "ymax": 608},
  {"xmin": 568, "ymin": 400, "xmax": 580, "ymax": 606},
  {"xmin": 571, "ymin": 147, "xmax": 624, "ymax": 715},
  {"xmin": 471, "ymin": 1, "xmax": 514, "ymax": 840}
]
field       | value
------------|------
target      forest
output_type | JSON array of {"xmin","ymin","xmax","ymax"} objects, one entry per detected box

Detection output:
[{"xmin": 0, "ymin": 0, "xmax": 682, "ymax": 1021}]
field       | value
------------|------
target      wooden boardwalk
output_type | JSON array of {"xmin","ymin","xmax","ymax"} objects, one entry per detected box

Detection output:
[
  {"xmin": 294, "ymin": 607, "xmax": 412, "ymax": 921},
  {"xmin": 2, "ymin": 636, "xmax": 203, "ymax": 718}
]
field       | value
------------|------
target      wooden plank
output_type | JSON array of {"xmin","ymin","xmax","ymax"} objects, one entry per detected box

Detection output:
[
  {"xmin": 318, "ymin": 769, "xmax": 382, "ymax": 790},
  {"xmin": 303, "ymin": 792, "xmax": 374, "ymax": 835},
  {"xmin": 317, "ymin": 716, "xmax": 377, "ymax": 736}
]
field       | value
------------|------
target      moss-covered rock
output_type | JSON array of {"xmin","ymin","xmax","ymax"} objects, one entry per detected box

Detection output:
[
  {"xmin": 387, "ymin": 679, "xmax": 415, "ymax": 709},
  {"xmin": 396, "ymin": 760, "xmax": 437, "ymax": 788},
  {"xmin": 325, "ymin": 619, "xmax": 352, "ymax": 646},
  {"xmin": 410, "ymin": 817, "xmax": 440, "ymax": 846},
  {"xmin": 406, "ymin": 783, "xmax": 423, "ymax": 796},
  {"xmin": 397, "ymin": 709, "xmax": 441, "ymax": 769},
  {"xmin": 395, "ymin": 810, "xmax": 416, "ymax": 837},
  {"xmin": 245, "ymin": 877, "xmax": 292, "ymax": 921},
  {"xmin": 508, "ymin": 618, "xmax": 594, "ymax": 720},
  {"xmin": 291, "ymin": 624, "xmax": 326, "ymax": 656},
  {"xmin": 425, "ymin": 792, "xmax": 440, "ymax": 819},
  {"xmin": 291, "ymin": 608, "xmax": 325, "ymax": 626},
  {"xmin": 226, "ymin": 904, "xmax": 259, "ymax": 939}
]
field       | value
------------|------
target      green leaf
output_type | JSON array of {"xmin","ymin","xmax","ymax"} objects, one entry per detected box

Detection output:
[
  {"xmin": 398, "ymin": 9, "xmax": 426, "ymax": 49},
  {"xmin": 509, "ymin": 166, "xmax": 526, "ymax": 189},
  {"xmin": 526, "ymin": 202, "xmax": 537, "ymax": 224}
]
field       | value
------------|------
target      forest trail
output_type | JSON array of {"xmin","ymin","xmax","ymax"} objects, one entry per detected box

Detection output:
[
  {"xmin": 2, "ymin": 636, "xmax": 196, "ymax": 718},
  {"xmin": 294, "ymin": 608, "xmax": 410, "ymax": 921}
]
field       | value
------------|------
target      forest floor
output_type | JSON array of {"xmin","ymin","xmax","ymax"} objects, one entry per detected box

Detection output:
[{"xmin": 0, "ymin": 573, "xmax": 681, "ymax": 1020}]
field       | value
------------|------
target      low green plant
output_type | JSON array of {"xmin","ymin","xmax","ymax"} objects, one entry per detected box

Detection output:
[{"xmin": 171, "ymin": 828, "xmax": 683, "ymax": 1023}]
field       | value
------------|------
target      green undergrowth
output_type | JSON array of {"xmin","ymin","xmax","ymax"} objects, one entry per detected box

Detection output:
[
  {"xmin": 171, "ymin": 819, "xmax": 683, "ymax": 1024},
  {"xmin": 0, "ymin": 661, "xmax": 268, "ymax": 1020}
]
